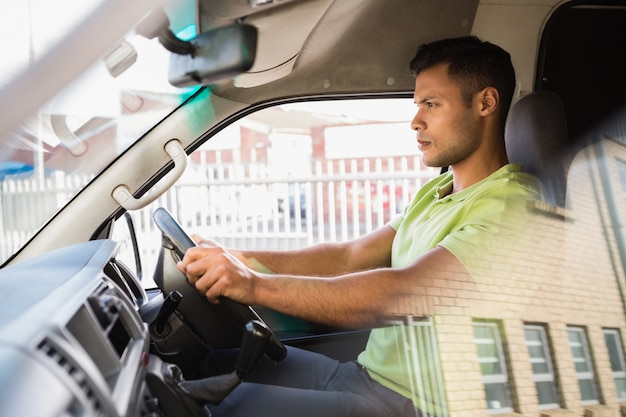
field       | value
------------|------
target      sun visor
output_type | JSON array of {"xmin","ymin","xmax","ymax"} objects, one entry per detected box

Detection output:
[{"xmin": 233, "ymin": 0, "xmax": 333, "ymax": 88}]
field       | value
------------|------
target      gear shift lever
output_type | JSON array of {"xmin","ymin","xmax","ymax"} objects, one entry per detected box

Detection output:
[
  {"xmin": 234, "ymin": 320, "xmax": 272, "ymax": 377},
  {"xmin": 146, "ymin": 320, "xmax": 278, "ymax": 415},
  {"xmin": 177, "ymin": 320, "xmax": 273, "ymax": 404}
]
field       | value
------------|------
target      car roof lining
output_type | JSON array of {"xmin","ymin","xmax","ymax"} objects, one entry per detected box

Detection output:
[{"xmin": 197, "ymin": 0, "xmax": 480, "ymax": 103}]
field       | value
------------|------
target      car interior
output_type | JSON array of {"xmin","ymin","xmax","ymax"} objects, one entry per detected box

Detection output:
[{"xmin": 1, "ymin": 0, "xmax": 626, "ymax": 416}]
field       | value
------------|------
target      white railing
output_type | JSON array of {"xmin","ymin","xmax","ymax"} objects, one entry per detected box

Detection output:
[
  {"xmin": 1, "ymin": 157, "xmax": 439, "ymax": 265},
  {"xmin": 0, "ymin": 171, "xmax": 94, "ymax": 261},
  {"xmin": 124, "ymin": 156, "xmax": 437, "ymax": 279}
]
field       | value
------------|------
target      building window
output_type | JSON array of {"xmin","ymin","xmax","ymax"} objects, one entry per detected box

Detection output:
[
  {"xmin": 567, "ymin": 326, "xmax": 599, "ymax": 404},
  {"xmin": 603, "ymin": 329, "xmax": 626, "ymax": 401},
  {"xmin": 387, "ymin": 316, "xmax": 448, "ymax": 417},
  {"xmin": 474, "ymin": 321, "xmax": 514, "ymax": 413},
  {"xmin": 524, "ymin": 325, "xmax": 560, "ymax": 409}
]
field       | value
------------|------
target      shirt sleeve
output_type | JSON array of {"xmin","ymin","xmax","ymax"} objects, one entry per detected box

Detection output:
[
  {"xmin": 387, "ymin": 213, "xmax": 404, "ymax": 231},
  {"xmin": 438, "ymin": 189, "xmax": 538, "ymax": 278}
]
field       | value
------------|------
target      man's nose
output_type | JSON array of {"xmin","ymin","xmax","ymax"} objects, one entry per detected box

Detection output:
[{"xmin": 411, "ymin": 112, "xmax": 425, "ymax": 133}]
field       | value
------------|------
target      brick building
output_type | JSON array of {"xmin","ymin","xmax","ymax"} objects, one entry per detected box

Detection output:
[{"xmin": 413, "ymin": 137, "xmax": 626, "ymax": 417}]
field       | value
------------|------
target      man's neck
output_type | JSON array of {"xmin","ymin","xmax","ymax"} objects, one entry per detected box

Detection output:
[{"xmin": 449, "ymin": 150, "xmax": 508, "ymax": 194}]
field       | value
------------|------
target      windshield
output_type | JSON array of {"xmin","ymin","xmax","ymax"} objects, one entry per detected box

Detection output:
[{"xmin": 0, "ymin": 0, "xmax": 199, "ymax": 263}]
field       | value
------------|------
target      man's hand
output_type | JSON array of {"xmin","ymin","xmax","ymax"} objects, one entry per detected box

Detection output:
[
  {"xmin": 191, "ymin": 234, "xmax": 219, "ymax": 247},
  {"xmin": 176, "ymin": 246, "xmax": 259, "ymax": 305}
]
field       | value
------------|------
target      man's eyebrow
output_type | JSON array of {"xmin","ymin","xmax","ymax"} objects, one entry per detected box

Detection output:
[{"xmin": 415, "ymin": 96, "xmax": 437, "ymax": 105}]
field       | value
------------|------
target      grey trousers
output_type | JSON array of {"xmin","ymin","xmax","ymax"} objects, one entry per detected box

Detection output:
[{"xmin": 205, "ymin": 346, "xmax": 420, "ymax": 417}]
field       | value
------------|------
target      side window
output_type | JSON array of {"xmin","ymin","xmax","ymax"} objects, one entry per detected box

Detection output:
[
  {"xmin": 567, "ymin": 326, "xmax": 599, "ymax": 404},
  {"xmin": 473, "ymin": 321, "xmax": 514, "ymax": 414},
  {"xmin": 603, "ymin": 328, "xmax": 626, "ymax": 401},
  {"xmin": 110, "ymin": 213, "xmax": 142, "ymax": 279},
  {"xmin": 524, "ymin": 324, "xmax": 560, "ymax": 409},
  {"xmin": 115, "ymin": 98, "xmax": 439, "ymax": 287}
]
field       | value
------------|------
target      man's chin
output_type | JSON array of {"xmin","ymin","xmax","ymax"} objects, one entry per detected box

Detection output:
[{"xmin": 422, "ymin": 156, "xmax": 442, "ymax": 168}]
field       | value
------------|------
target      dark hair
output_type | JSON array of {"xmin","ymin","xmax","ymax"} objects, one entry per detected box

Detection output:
[{"xmin": 410, "ymin": 36, "xmax": 516, "ymax": 128}]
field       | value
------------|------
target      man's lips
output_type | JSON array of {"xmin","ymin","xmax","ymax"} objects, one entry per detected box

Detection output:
[{"xmin": 417, "ymin": 139, "xmax": 431, "ymax": 150}]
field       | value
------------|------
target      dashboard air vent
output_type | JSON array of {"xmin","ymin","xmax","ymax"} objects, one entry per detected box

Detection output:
[{"xmin": 37, "ymin": 337, "xmax": 104, "ymax": 416}]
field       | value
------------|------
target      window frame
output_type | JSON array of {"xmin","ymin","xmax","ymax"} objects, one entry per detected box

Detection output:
[
  {"xmin": 524, "ymin": 324, "xmax": 560, "ymax": 409},
  {"xmin": 473, "ymin": 321, "xmax": 514, "ymax": 414},
  {"xmin": 567, "ymin": 326, "xmax": 599, "ymax": 405},
  {"xmin": 603, "ymin": 328, "xmax": 626, "ymax": 401}
]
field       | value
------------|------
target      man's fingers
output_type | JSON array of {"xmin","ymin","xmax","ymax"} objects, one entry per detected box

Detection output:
[
  {"xmin": 175, "ymin": 245, "xmax": 254, "ymax": 305},
  {"xmin": 193, "ymin": 234, "xmax": 220, "ymax": 247},
  {"xmin": 178, "ymin": 246, "xmax": 217, "ymax": 272}
]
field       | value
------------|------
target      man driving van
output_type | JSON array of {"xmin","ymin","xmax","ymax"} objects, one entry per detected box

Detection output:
[{"xmin": 177, "ymin": 36, "xmax": 543, "ymax": 417}]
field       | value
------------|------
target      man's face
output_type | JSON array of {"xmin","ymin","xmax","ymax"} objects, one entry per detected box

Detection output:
[{"xmin": 411, "ymin": 63, "xmax": 479, "ymax": 168}]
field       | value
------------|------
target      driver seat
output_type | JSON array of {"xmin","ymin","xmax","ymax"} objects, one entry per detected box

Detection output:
[{"xmin": 505, "ymin": 90, "xmax": 570, "ymax": 206}]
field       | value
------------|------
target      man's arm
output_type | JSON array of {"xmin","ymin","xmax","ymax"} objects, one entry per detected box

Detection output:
[
  {"xmin": 198, "ymin": 225, "xmax": 397, "ymax": 277},
  {"xmin": 177, "ymin": 244, "xmax": 470, "ymax": 328}
]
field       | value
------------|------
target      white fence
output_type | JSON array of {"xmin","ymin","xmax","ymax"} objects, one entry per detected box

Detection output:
[
  {"xmin": 1, "ymin": 157, "xmax": 439, "ymax": 265},
  {"xmin": 0, "ymin": 171, "xmax": 94, "ymax": 261}
]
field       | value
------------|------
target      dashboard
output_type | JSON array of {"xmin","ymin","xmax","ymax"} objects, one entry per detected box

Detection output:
[
  {"xmin": 0, "ymin": 240, "xmax": 154, "ymax": 417},
  {"xmin": 0, "ymin": 231, "xmax": 292, "ymax": 417}
]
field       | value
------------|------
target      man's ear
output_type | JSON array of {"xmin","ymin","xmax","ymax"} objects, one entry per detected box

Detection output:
[{"xmin": 476, "ymin": 86, "xmax": 499, "ymax": 116}]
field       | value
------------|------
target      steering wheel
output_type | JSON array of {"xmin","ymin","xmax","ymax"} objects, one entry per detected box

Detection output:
[{"xmin": 152, "ymin": 207, "xmax": 287, "ymax": 362}]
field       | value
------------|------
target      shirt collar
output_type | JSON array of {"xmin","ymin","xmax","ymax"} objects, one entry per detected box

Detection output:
[{"xmin": 433, "ymin": 164, "xmax": 522, "ymax": 202}]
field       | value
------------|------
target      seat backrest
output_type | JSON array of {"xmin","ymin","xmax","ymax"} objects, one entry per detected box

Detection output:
[{"xmin": 505, "ymin": 90, "xmax": 570, "ymax": 206}]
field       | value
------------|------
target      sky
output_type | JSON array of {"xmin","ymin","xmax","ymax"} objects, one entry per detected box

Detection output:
[{"xmin": 0, "ymin": 0, "xmax": 100, "ymax": 89}]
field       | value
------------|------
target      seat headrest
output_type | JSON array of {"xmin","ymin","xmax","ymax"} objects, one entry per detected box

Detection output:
[{"xmin": 505, "ymin": 90, "xmax": 569, "ymax": 206}]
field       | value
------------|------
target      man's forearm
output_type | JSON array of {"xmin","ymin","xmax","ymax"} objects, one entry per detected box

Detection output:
[
  {"xmin": 234, "ymin": 242, "xmax": 352, "ymax": 277},
  {"xmin": 249, "ymin": 246, "xmax": 471, "ymax": 328},
  {"xmin": 252, "ymin": 268, "xmax": 397, "ymax": 328},
  {"xmin": 228, "ymin": 225, "xmax": 395, "ymax": 277}
]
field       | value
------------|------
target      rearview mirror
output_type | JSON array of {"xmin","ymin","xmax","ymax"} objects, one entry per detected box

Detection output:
[{"xmin": 168, "ymin": 24, "xmax": 257, "ymax": 88}]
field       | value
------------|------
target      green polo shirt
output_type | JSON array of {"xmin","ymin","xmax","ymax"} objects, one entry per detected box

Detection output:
[{"xmin": 357, "ymin": 163, "xmax": 542, "ymax": 412}]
